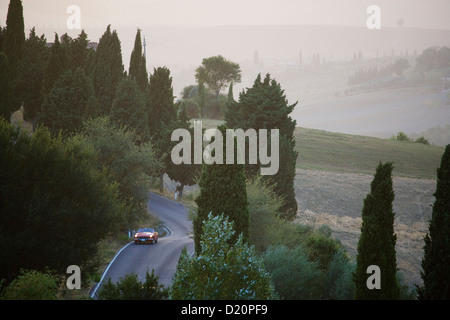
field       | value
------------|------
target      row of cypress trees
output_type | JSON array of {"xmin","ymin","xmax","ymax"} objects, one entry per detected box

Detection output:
[{"xmin": 353, "ymin": 144, "xmax": 450, "ymax": 299}]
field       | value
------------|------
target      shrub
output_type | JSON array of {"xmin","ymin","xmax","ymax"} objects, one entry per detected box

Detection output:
[
  {"xmin": 97, "ymin": 269, "xmax": 168, "ymax": 300},
  {"xmin": 1, "ymin": 269, "xmax": 60, "ymax": 300}
]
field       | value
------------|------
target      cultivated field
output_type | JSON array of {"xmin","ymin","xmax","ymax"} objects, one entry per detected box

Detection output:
[{"xmin": 294, "ymin": 168, "xmax": 436, "ymax": 290}]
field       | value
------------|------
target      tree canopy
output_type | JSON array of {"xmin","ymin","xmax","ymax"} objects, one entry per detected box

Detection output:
[{"xmin": 195, "ymin": 55, "xmax": 241, "ymax": 97}]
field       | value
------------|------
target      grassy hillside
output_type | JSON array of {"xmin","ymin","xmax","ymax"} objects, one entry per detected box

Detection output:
[
  {"xmin": 295, "ymin": 127, "xmax": 444, "ymax": 179},
  {"xmin": 191, "ymin": 119, "xmax": 445, "ymax": 179}
]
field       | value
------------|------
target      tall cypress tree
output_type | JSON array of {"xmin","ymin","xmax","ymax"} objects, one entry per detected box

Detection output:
[
  {"xmin": 3, "ymin": 0, "xmax": 25, "ymax": 77},
  {"xmin": 146, "ymin": 66, "xmax": 177, "ymax": 190},
  {"xmin": 91, "ymin": 25, "xmax": 125, "ymax": 116},
  {"xmin": 194, "ymin": 125, "xmax": 249, "ymax": 254},
  {"xmin": 0, "ymin": 52, "xmax": 13, "ymax": 120},
  {"xmin": 225, "ymin": 73, "xmax": 298, "ymax": 220},
  {"xmin": 43, "ymin": 33, "xmax": 67, "ymax": 96},
  {"xmin": 110, "ymin": 77, "xmax": 148, "ymax": 141},
  {"xmin": 15, "ymin": 28, "xmax": 48, "ymax": 130},
  {"xmin": 3, "ymin": 0, "xmax": 25, "ymax": 114},
  {"xmin": 418, "ymin": 145, "xmax": 450, "ymax": 299},
  {"xmin": 353, "ymin": 162, "xmax": 400, "ymax": 300},
  {"xmin": 129, "ymin": 28, "xmax": 148, "ymax": 92}
]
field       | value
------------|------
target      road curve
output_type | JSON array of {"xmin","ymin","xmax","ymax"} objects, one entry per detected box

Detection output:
[{"xmin": 91, "ymin": 193, "xmax": 194, "ymax": 298}]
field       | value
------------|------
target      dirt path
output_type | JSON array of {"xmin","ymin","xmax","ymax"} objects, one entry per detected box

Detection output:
[{"xmin": 294, "ymin": 168, "xmax": 436, "ymax": 290}]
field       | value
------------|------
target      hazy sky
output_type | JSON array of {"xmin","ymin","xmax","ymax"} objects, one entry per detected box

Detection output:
[{"xmin": 1, "ymin": 0, "xmax": 450, "ymax": 30}]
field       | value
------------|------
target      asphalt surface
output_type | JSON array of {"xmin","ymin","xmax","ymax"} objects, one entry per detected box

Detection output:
[{"xmin": 90, "ymin": 193, "xmax": 194, "ymax": 298}]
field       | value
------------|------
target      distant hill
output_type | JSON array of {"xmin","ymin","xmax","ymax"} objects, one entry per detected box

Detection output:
[
  {"xmin": 295, "ymin": 126, "xmax": 444, "ymax": 179},
  {"xmin": 193, "ymin": 119, "xmax": 445, "ymax": 179}
]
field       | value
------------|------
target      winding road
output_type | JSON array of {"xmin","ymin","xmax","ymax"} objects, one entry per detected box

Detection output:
[{"xmin": 90, "ymin": 193, "xmax": 194, "ymax": 298}]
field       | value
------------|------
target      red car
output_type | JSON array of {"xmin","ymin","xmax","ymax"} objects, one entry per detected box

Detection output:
[{"xmin": 134, "ymin": 228, "xmax": 158, "ymax": 244}]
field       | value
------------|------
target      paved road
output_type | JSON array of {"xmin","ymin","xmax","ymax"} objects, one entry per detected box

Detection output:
[{"xmin": 91, "ymin": 193, "xmax": 194, "ymax": 298}]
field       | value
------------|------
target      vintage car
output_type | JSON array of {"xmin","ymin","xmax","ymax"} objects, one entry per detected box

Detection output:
[{"xmin": 134, "ymin": 227, "xmax": 158, "ymax": 244}]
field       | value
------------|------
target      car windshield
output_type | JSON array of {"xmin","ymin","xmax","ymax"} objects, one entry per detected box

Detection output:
[{"xmin": 137, "ymin": 228, "xmax": 155, "ymax": 233}]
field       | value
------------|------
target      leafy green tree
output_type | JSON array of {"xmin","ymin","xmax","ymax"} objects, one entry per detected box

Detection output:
[
  {"xmin": 262, "ymin": 245, "xmax": 322, "ymax": 299},
  {"xmin": 91, "ymin": 25, "xmax": 125, "ymax": 115},
  {"xmin": 14, "ymin": 28, "xmax": 48, "ymax": 130},
  {"xmin": 353, "ymin": 162, "xmax": 400, "ymax": 300},
  {"xmin": 194, "ymin": 127, "xmax": 249, "ymax": 253},
  {"xmin": 322, "ymin": 250, "xmax": 356, "ymax": 300},
  {"xmin": 129, "ymin": 28, "xmax": 148, "ymax": 92},
  {"xmin": 418, "ymin": 144, "xmax": 450, "ymax": 299},
  {"xmin": 166, "ymin": 104, "xmax": 201, "ymax": 199},
  {"xmin": 75, "ymin": 117, "xmax": 162, "ymax": 226},
  {"xmin": 98, "ymin": 269, "xmax": 168, "ymax": 300},
  {"xmin": 39, "ymin": 67, "xmax": 95, "ymax": 136},
  {"xmin": 0, "ymin": 52, "xmax": 13, "ymax": 121},
  {"xmin": 304, "ymin": 233, "xmax": 342, "ymax": 272},
  {"xmin": 110, "ymin": 77, "xmax": 148, "ymax": 141},
  {"xmin": 0, "ymin": 269, "xmax": 60, "ymax": 300},
  {"xmin": 246, "ymin": 176, "xmax": 285, "ymax": 253},
  {"xmin": 171, "ymin": 214, "xmax": 275, "ymax": 300},
  {"xmin": 226, "ymin": 73, "xmax": 298, "ymax": 220},
  {"xmin": 195, "ymin": 55, "xmax": 241, "ymax": 98},
  {"xmin": 0, "ymin": 119, "xmax": 125, "ymax": 283},
  {"xmin": 179, "ymin": 84, "xmax": 228, "ymax": 119}
]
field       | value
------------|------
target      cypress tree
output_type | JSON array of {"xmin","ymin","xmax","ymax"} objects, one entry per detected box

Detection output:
[
  {"xmin": 129, "ymin": 28, "xmax": 148, "ymax": 92},
  {"xmin": 69, "ymin": 30, "xmax": 90, "ymax": 72},
  {"xmin": 43, "ymin": 33, "xmax": 67, "ymax": 96},
  {"xmin": 353, "ymin": 162, "xmax": 400, "ymax": 300},
  {"xmin": 194, "ymin": 126, "xmax": 249, "ymax": 254},
  {"xmin": 0, "ymin": 52, "xmax": 13, "ymax": 120},
  {"xmin": 146, "ymin": 66, "xmax": 177, "ymax": 190},
  {"xmin": 39, "ymin": 67, "xmax": 95, "ymax": 136},
  {"xmin": 3, "ymin": 0, "xmax": 25, "ymax": 114},
  {"xmin": 418, "ymin": 145, "xmax": 450, "ymax": 299},
  {"xmin": 110, "ymin": 78, "xmax": 148, "ymax": 141},
  {"xmin": 15, "ymin": 28, "xmax": 48, "ymax": 130},
  {"xmin": 225, "ymin": 73, "xmax": 298, "ymax": 220},
  {"xmin": 91, "ymin": 25, "xmax": 125, "ymax": 116},
  {"xmin": 3, "ymin": 0, "xmax": 25, "ymax": 77}
]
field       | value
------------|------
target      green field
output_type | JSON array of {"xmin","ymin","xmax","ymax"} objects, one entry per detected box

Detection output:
[
  {"xmin": 191, "ymin": 119, "xmax": 445, "ymax": 180},
  {"xmin": 295, "ymin": 127, "xmax": 444, "ymax": 179}
]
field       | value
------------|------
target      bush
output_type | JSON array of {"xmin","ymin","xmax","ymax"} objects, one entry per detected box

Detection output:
[
  {"xmin": 414, "ymin": 136, "xmax": 430, "ymax": 145},
  {"xmin": 1, "ymin": 269, "xmax": 60, "ymax": 300},
  {"xmin": 322, "ymin": 250, "xmax": 355, "ymax": 300},
  {"xmin": 262, "ymin": 245, "xmax": 322, "ymax": 299},
  {"xmin": 98, "ymin": 269, "xmax": 168, "ymax": 300},
  {"xmin": 392, "ymin": 131, "xmax": 411, "ymax": 142},
  {"xmin": 246, "ymin": 176, "xmax": 285, "ymax": 253},
  {"xmin": 171, "ymin": 214, "xmax": 275, "ymax": 300}
]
